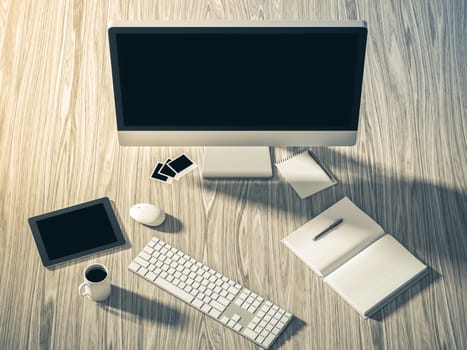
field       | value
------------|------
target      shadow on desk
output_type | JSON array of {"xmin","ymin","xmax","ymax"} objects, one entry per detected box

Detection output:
[
  {"xmin": 98, "ymin": 285, "xmax": 185, "ymax": 326},
  {"xmin": 199, "ymin": 146, "xmax": 466, "ymax": 268},
  {"xmin": 144, "ymin": 214, "xmax": 184, "ymax": 234},
  {"xmin": 370, "ymin": 268, "xmax": 441, "ymax": 321},
  {"xmin": 197, "ymin": 147, "xmax": 466, "ymax": 324},
  {"xmin": 271, "ymin": 316, "xmax": 307, "ymax": 349}
]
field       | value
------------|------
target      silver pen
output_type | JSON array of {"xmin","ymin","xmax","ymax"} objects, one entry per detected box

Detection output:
[{"xmin": 313, "ymin": 218, "xmax": 344, "ymax": 241}]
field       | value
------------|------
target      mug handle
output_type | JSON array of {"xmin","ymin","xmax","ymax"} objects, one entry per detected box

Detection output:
[{"xmin": 78, "ymin": 282, "xmax": 89, "ymax": 297}]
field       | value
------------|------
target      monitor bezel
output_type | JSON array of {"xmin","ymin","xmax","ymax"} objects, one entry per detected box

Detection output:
[{"xmin": 108, "ymin": 21, "xmax": 367, "ymax": 146}]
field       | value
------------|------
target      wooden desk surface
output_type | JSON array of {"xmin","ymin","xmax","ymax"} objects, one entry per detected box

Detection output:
[{"xmin": 0, "ymin": 1, "xmax": 465, "ymax": 349}]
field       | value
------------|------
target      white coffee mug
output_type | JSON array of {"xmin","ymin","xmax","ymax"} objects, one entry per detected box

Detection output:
[{"xmin": 78, "ymin": 263, "xmax": 111, "ymax": 301}]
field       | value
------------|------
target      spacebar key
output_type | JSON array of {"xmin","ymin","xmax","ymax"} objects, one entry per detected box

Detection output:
[{"xmin": 154, "ymin": 277, "xmax": 194, "ymax": 303}]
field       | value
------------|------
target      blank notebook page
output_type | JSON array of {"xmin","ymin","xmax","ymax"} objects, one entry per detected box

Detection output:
[
  {"xmin": 324, "ymin": 235, "xmax": 428, "ymax": 317},
  {"xmin": 281, "ymin": 197, "xmax": 384, "ymax": 277}
]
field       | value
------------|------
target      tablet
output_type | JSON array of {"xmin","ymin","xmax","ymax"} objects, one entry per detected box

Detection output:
[{"xmin": 28, "ymin": 197, "xmax": 126, "ymax": 267}]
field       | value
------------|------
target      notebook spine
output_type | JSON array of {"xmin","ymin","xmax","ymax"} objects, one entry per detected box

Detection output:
[{"xmin": 275, "ymin": 149, "xmax": 308, "ymax": 165}]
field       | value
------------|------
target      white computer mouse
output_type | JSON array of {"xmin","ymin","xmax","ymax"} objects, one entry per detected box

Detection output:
[{"xmin": 129, "ymin": 203, "xmax": 166, "ymax": 226}]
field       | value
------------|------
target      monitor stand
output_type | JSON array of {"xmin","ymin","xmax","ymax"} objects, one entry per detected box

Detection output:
[{"xmin": 202, "ymin": 147, "xmax": 273, "ymax": 178}]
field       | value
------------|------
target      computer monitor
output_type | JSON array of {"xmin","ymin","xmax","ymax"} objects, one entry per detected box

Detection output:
[{"xmin": 108, "ymin": 21, "xmax": 367, "ymax": 178}]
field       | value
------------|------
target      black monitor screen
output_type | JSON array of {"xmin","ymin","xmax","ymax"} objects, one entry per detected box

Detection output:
[{"xmin": 110, "ymin": 27, "xmax": 367, "ymax": 131}]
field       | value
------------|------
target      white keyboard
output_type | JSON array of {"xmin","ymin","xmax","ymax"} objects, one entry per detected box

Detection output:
[{"xmin": 129, "ymin": 237, "xmax": 293, "ymax": 349}]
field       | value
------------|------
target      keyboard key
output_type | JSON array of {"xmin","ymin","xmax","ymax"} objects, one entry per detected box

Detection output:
[
  {"xmin": 210, "ymin": 300, "xmax": 225, "ymax": 312},
  {"xmin": 215, "ymin": 279, "xmax": 223, "ymax": 286},
  {"xmin": 209, "ymin": 308, "xmax": 221, "ymax": 319},
  {"xmin": 201, "ymin": 304, "xmax": 212, "ymax": 313},
  {"xmin": 233, "ymin": 324, "xmax": 242, "ymax": 332},
  {"xmin": 220, "ymin": 316, "xmax": 229, "ymax": 324},
  {"xmin": 128, "ymin": 262, "xmax": 140, "ymax": 273},
  {"xmin": 271, "ymin": 327, "xmax": 281, "ymax": 336},
  {"xmin": 140, "ymin": 251, "xmax": 151, "ymax": 260},
  {"xmin": 154, "ymin": 277, "xmax": 194, "ymax": 304},
  {"xmin": 243, "ymin": 328, "xmax": 258, "ymax": 340},
  {"xmin": 146, "ymin": 272, "xmax": 157, "ymax": 281},
  {"xmin": 231, "ymin": 314, "xmax": 241, "ymax": 322},
  {"xmin": 263, "ymin": 334, "xmax": 276, "ymax": 348},
  {"xmin": 135, "ymin": 257, "xmax": 149, "ymax": 267},
  {"xmin": 192, "ymin": 299, "xmax": 203, "ymax": 308}
]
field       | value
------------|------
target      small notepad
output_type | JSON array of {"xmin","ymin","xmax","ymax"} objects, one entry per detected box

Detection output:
[{"xmin": 275, "ymin": 150, "xmax": 337, "ymax": 199}]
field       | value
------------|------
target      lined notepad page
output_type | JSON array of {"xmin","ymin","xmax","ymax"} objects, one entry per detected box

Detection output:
[
  {"xmin": 324, "ymin": 235, "xmax": 428, "ymax": 317},
  {"xmin": 275, "ymin": 150, "xmax": 337, "ymax": 199},
  {"xmin": 281, "ymin": 197, "xmax": 385, "ymax": 277}
]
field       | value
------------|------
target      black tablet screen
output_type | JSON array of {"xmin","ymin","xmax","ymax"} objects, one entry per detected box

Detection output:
[{"xmin": 36, "ymin": 203, "xmax": 118, "ymax": 260}]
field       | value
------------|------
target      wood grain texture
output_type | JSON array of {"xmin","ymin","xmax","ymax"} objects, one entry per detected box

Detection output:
[{"xmin": 0, "ymin": 0, "xmax": 465, "ymax": 349}]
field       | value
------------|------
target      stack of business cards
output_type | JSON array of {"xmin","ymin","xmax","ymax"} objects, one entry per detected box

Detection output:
[{"xmin": 150, "ymin": 153, "xmax": 197, "ymax": 184}]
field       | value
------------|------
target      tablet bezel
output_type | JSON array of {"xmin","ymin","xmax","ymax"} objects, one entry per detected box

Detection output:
[{"xmin": 28, "ymin": 197, "xmax": 126, "ymax": 267}]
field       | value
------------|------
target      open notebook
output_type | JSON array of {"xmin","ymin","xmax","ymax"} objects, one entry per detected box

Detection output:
[{"xmin": 281, "ymin": 197, "xmax": 428, "ymax": 318}]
